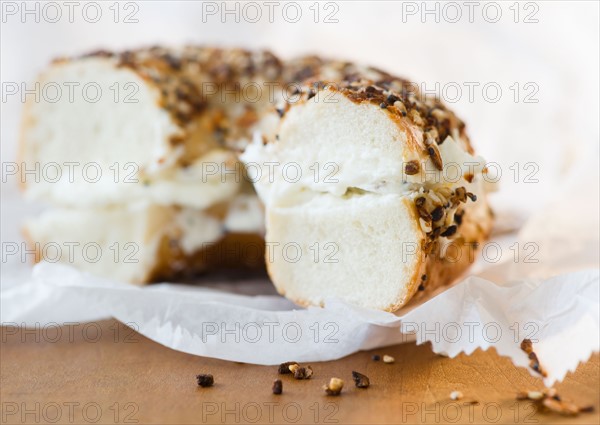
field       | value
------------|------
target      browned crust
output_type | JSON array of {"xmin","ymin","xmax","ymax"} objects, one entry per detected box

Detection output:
[
  {"xmin": 397, "ymin": 198, "xmax": 428, "ymax": 309},
  {"xmin": 278, "ymin": 63, "xmax": 472, "ymax": 156},
  {"xmin": 46, "ymin": 47, "xmax": 289, "ymax": 169},
  {"xmin": 148, "ymin": 232, "xmax": 265, "ymax": 282},
  {"xmin": 50, "ymin": 48, "xmax": 469, "ymax": 159},
  {"xmin": 408, "ymin": 207, "xmax": 493, "ymax": 308},
  {"xmin": 32, "ymin": 48, "xmax": 468, "ymax": 174},
  {"xmin": 22, "ymin": 224, "xmax": 266, "ymax": 284},
  {"xmin": 394, "ymin": 196, "xmax": 493, "ymax": 311}
]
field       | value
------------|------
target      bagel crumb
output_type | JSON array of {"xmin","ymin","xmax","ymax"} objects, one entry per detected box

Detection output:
[
  {"xmin": 450, "ymin": 391, "xmax": 463, "ymax": 400},
  {"xmin": 383, "ymin": 355, "xmax": 395, "ymax": 364},
  {"xmin": 520, "ymin": 340, "xmax": 548, "ymax": 378},
  {"xmin": 323, "ymin": 378, "xmax": 344, "ymax": 396},
  {"xmin": 304, "ymin": 366, "xmax": 314, "ymax": 379},
  {"xmin": 196, "ymin": 374, "xmax": 214, "ymax": 387},
  {"xmin": 542, "ymin": 397, "xmax": 580, "ymax": 416},
  {"xmin": 278, "ymin": 361, "xmax": 298, "ymax": 374},
  {"xmin": 352, "ymin": 371, "xmax": 370, "ymax": 388},
  {"xmin": 520, "ymin": 339, "xmax": 533, "ymax": 354},
  {"xmin": 515, "ymin": 388, "xmax": 594, "ymax": 416},
  {"xmin": 293, "ymin": 365, "xmax": 313, "ymax": 380}
]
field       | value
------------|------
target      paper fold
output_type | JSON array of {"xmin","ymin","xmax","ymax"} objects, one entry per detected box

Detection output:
[{"xmin": 2, "ymin": 262, "xmax": 597, "ymax": 386}]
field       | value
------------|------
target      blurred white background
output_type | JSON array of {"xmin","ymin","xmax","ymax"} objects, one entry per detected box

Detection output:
[{"xmin": 2, "ymin": 1, "xmax": 599, "ymax": 275}]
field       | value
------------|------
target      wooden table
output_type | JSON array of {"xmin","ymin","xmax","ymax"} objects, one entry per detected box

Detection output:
[{"xmin": 1, "ymin": 320, "xmax": 598, "ymax": 424}]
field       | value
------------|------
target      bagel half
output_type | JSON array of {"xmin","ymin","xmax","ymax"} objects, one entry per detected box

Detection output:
[{"xmin": 242, "ymin": 76, "xmax": 493, "ymax": 311}]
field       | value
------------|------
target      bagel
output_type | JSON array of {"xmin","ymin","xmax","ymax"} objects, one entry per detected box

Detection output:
[
  {"xmin": 242, "ymin": 74, "xmax": 493, "ymax": 311},
  {"xmin": 20, "ymin": 47, "xmax": 492, "ymax": 310}
]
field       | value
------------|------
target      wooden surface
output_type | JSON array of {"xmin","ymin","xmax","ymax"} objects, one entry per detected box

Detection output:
[{"xmin": 1, "ymin": 320, "xmax": 598, "ymax": 425}]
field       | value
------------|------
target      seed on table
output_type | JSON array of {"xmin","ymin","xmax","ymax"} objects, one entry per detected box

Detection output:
[
  {"xmin": 196, "ymin": 374, "xmax": 214, "ymax": 387},
  {"xmin": 293, "ymin": 365, "xmax": 313, "ymax": 380},
  {"xmin": 272, "ymin": 379, "xmax": 283, "ymax": 395},
  {"xmin": 352, "ymin": 371, "xmax": 370, "ymax": 388},
  {"xmin": 323, "ymin": 377, "xmax": 344, "ymax": 396}
]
